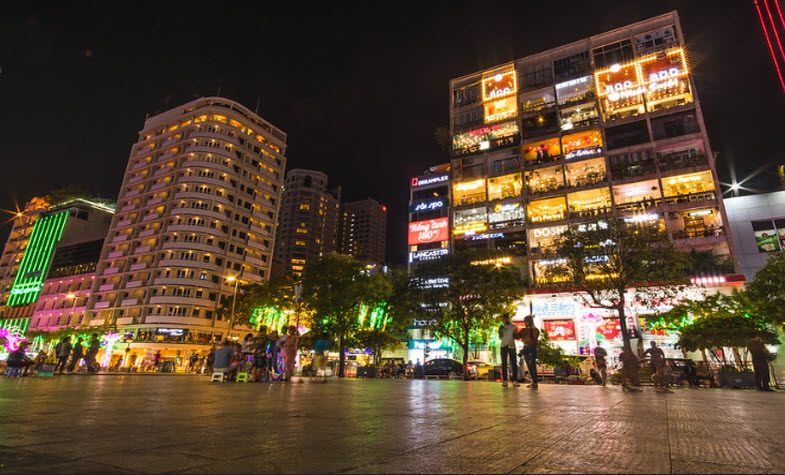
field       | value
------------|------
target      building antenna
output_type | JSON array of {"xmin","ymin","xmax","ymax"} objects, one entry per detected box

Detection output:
[
  {"xmin": 216, "ymin": 86, "xmax": 222, "ymax": 97},
  {"xmin": 255, "ymin": 96, "xmax": 261, "ymax": 113}
]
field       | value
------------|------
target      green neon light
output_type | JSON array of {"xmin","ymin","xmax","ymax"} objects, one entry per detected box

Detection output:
[
  {"xmin": 8, "ymin": 211, "xmax": 68, "ymax": 306},
  {"xmin": 250, "ymin": 306, "xmax": 288, "ymax": 334},
  {"xmin": 0, "ymin": 318, "xmax": 30, "ymax": 334}
]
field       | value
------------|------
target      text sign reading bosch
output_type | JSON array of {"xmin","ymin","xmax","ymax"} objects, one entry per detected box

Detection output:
[
  {"xmin": 409, "ymin": 197, "xmax": 447, "ymax": 214},
  {"xmin": 411, "ymin": 174, "xmax": 449, "ymax": 188}
]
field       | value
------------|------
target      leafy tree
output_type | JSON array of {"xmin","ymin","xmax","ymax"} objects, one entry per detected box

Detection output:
[
  {"xmin": 434, "ymin": 126, "xmax": 452, "ymax": 152},
  {"xmin": 409, "ymin": 250, "xmax": 523, "ymax": 379},
  {"xmin": 745, "ymin": 252, "xmax": 785, "ymax": 327},
  {"xmin": 548, "ymin": 219, "xmax": 692, "ymax": 353},
  {"xmin": 303, "ymin": 253, "xmax": 392, "ymax": 377},
  {"xmin": 688, "ymin": 249, "xmax": 734, "ymax": 275},
  {"xmin": 216, "ymin": 277, "xmax": 295, "ymax": 333},
  {"xmin": 354, "ymin": 329, "xmax": 403, "ymax": 365},
  {"xmin": 536, "ymin": 330, "xmax": 574, "ymax": 368}
]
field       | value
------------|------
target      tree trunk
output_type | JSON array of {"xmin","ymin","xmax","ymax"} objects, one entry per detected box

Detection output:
[
  {"xmin": 338, "ymin": 333, "xmax": 346, "ymax": 378},
  {"xmin": 616, "ymin": 300, "xmax": 633, "ymax": 354},
  {"xmin": 462, "ymin": 340, "xmax": 470, "ymax": 380}
]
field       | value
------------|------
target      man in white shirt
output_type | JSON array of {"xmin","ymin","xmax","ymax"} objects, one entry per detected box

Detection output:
[{"xmin": 498, "ymin": 313, "xmax": 519, "ymax": 387}]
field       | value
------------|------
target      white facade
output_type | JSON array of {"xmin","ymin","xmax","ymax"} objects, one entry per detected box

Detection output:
[{"xmin": 723, "ymin": 191, "xmax": 785, "ymax": 279}]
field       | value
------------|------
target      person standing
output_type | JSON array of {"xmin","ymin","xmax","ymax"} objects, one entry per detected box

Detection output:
[
  {"xmin": 312, "ymin": 332, "xmax": 331, "ymax": 383},
  {"xmin": 519, "ymin": 315, "xmax": 540, "ymax": 389},
  {"xmin": 498, "ymin": 313, "xmax": 519, "ymax": 388},
  {"xmin": 206, "ymin": 344, "xmax": 216, "ymax": 373},
  {"xmin": 188, "ymin": 353, "xmax": 199, "ymax": 373},
  {"xmin": 55, "ymin": 337, "xmax": 72, "ymax": 374},
  {"xmin": 282, "ymin": 326, "xmax": 299, "ymax": 382},
  {"xmin": 748, "ymin": 336, "xmax": 774, "ymax": 391},
  {"xmin": 593, "ymin": 345, "xmax": 608, "ymax": 386},
  {"xmin": 619, "ymin": 347, "xmax": 642, "ymax": 392},
  {"xmin": 84, "ymin": 334, "xmax": 101, "ymax": 374},
  {"xmin": 68, "ymin": 337, "xmax": 85, "ymax": 373},
  {"xmin": 644, "ymin": 341, "xmax": 670, "ymax": 393}
]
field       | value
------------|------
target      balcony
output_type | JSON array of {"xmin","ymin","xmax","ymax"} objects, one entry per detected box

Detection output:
[
  {"xmin": 134, "ymin": 245, "xmax": 152, "ymax": 254},
  {"xmin": 99, "ymin": 283, "xmax": 116, "ymax": 292},
  {"xmin": 150, "ymin": 182, "xmax": 169, "ymax": 191},
  {"xmin": 125, "ymin": 189, "xmax": 141, "ymax": 198},
  {"xmin": 521, "ymin": 101, "xmax": 556, "ymax": 116},
  {"xmin": 147, "ymin": 197, "xmax": 163, "ymax": 206},
  {"xmin": 89, "ymin": 318, "xmax": 106, "ymax": 327},
  {"xmin": 116, "ymin": 219, "xmax": 133, "ymax": 228},
  {"xmin": 121, "ymin": 298, "xmax": 140, "ymax": 307},
  {"xmin": 115, "ymin": 316, "xmax": 135, "ymax": 326},
  {"xmin": 94, "ymin": 301, "xmax": 111, "ymax": 309},
  {"xmin": 112, "ymin": 235, "xmax": 129, "ymax": 243},
  {"xmin": 524, "ymin": 154, "xmax": 562, "ymax": 167},
  {"xmin": 656, "ymin": 153, "xmax": 709, "ymax": 172},
  {"xmin": 126, "ymin": 280, "xmax": 144, "ymax": 288},
  {"xmin": 129, "ymin": 262, "xmax": 148, "ymax": 272},
  {"xmin": 568, "ymin": 207, "xmax": 612, "ymax": 220},
  {"xmin": 567, "ymin": 174, "xmax": 607, "ymax": 188},
  {"xmin": 107, "ymin": 250, "xmax": 125, "ymax": 259},
  {"xmin": 663, "ymin": 191, "xmax": 717, "ymax": 207},
  {"xmin": 158, "ymin": 259, "xmax": 219, "ymax": 271},
  {"xmin": 610, "ymin": 162, "xmax": 657, "ymax": 180},
  {"xmin": 673, "ymin": 226, "xmax": 727, "ymax": 248},
  {"xmin": 138, "ymin": 229, "xmax": 156, "ymax": 238},
  {"xmin": 142, "ymin": 212, "xmax": 160, "ymax": 222},
  {"xmin": 120, "ymin": 204, "xmax": 136, "ymax": 212},
  {"xmin": 104, "ymin": 267, "xmax": 120, "ymax": 275},
  {"xmin": 615, "ymin": 199, "xmax": 662, "ymax": 213}
]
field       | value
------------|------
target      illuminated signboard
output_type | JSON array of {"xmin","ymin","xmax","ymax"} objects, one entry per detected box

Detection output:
[
  {"xmin": 453, "ymin": 121, "xmax": 519, "ymax": 154},
  {"xmin": 482, "ymin": 68, "xmax": 517, "ymax": 101},
  {"xmin": 413, "ymin": 277, "xmax": 449, "ymax": 289},
  {"xmin": 156, "ymin": 328, "xmax": 186, "ymax": 336},
  {"xmin": 411, "ymin": 174, "xmax": 449, "ymax": 188},
  {"xmin": 410, "ymin": 197, "xmax": 447, "ymax": 214},
  {"xmin": 532, "ymin": 298, "xmax": 577, "ymax": 317},
  {"xmin": 408, "ymin": 218, "xmax": 450, "ymax": 245},
  {"xmin": 543, "ymin": 320, "xmax": 577, "ymax": 341},
  {"xmin": 469, "ymin": 232, "xmax": 504, "ymax": 241},
  {"xmin": 484, "ymin": 97, "xmax": 517, "ymax": 124},
  {"xmin": 409, "ymin": 248, "xmax": 450, "ymax": 263},
  {"xmin": 8, "ymin": 210, "xmax": 69, "ymax": 306}
]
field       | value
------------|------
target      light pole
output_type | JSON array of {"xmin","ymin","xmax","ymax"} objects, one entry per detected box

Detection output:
[
  {"xmin": 225, "ymin": 275, "xmax": 239, "ymax": 339},
  {"xmin": 66, "ymin": 292, "xmax": 78, "ymax": 326}
]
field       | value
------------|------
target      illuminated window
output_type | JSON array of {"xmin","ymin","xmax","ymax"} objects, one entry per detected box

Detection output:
[
  {"xmin": 640, "ymin": 48, "xmax": 692, "ymax": 112},
  {"xmin": 194, "ymin": 115, "xmax": 207, "ymax": 123},
  {"xmin": 612, "ymin": 180, "xmax": 661, "ymax": 210},
  {"xmin": 561, "ymin": 129, "xmax": 603, "ymax": 160},
  {"xmin": 299, "ymin": 203, "xmax": 310, "ymax": 210},
  {"xmin": 487, "ymin": 173, "xmax": 522, "ymax": 201},
  {"xmin": 452, "ymin": 179, "xmax": 486, "ymax": 206},
  {"xmin": 488, "ymin": 202, "xmax": 524, "ymax": 228},
  {"xmin": 294, "ymin": 240, "xmax": 306, "ymax": 246},
  {"xmin": 210, "ymin": 115, "xmax": 227, "ymax": 123},
  {"xmin": 567, "ymin": 188, "xmax": 612, "ymax": 216},
  {"xmin": 527, "ymin": 196, "xmax": 567, "ymax": 223},
  {"xmin": 296, "ymin": 228, "xmax": 308, "ymax": 234},
  {"xmin": 291, "ymin": 258, "xmax": 306, "ymax": 265},
  {"xmin": 565, "ymin": 158, "xmax": 606, "ymax": 188},
  {"xmin": 525, "ymin": 166, "xmax": 564, "ymax": 194},
  {"xmin": 661, "ymin": 171, "xmax": 715, "ymax": 197},
  {"xmin": 453, "ymin": 207, "xmax": 487, "ymax": 236},
  {"xmin": 528, "ymin": 225, "xmax": 567, "ymax": 254},
  {"xmin": 291, "ymin": 265, "xmax": 304, "ymax": 271},
  {"xmin": 522, "ymin": 138, "xmax": 561, "ymax": 165}
]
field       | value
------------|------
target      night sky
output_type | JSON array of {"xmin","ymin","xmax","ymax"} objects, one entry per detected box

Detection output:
[{"xmin": 2, "ymin": 1, "xmax": 784, "ymax": 264}]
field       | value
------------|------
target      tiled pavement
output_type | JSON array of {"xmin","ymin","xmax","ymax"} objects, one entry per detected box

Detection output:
[{"xmin": 0, "ymin": 376, "xmax": 783, "ymax": 474}]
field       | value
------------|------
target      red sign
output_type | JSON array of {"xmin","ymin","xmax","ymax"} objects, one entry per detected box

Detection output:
[
  {"xmin": 408, "ymin": 218, "xmax": 449, "ymax": 245},
  {"xmin": 543, "ymin": 320, "xmax": 576, "ymax": 341},
  {"xmin": 599, "ymin": 318, "xmax": 622, "ymax": 341}
]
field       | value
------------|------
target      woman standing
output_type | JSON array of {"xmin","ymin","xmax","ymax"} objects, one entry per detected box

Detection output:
[{"xmin": 282, "ymin": 326, "xmax": 299, "ymax": 382}]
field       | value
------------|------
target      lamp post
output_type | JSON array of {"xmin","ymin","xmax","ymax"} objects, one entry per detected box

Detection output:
[
  {"xmin": 66, "ymin": 292, "xmax": 78, "ymax": 326},
  {"xmin": 225, "ymin": 275, "xmax": 239, "ymax": 339}
]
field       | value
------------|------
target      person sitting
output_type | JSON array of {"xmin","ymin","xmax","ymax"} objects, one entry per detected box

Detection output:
[
  {"xmin": 6, "ymin": 342, "xmax": 36, "ymax": 376},
  {"xmin": 213, "ymin": 340, "xmax": 238, "ymax": 379}
]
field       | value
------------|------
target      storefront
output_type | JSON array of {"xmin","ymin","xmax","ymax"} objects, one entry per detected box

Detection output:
[
  {"xmin": 567, "ymin": 187, "xmax": 612, "ymax": 218},
  {"xmin": 522, "ymin": 137, "xmax": 561, "ymax": 165},
  {"xmin": 565, "ymin": 158, "xmax": 606, "ymax": 188},
  {"xmin": 527, "ymin": 196, "xmax": 567, "ymax": 223},
  {"xmin": 525, "ymin": 165, "xmax": 564, "ymax": 194}
]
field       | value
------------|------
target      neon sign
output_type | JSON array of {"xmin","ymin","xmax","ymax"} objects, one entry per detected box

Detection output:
[
  {"xmin": 408, "ymin": 218, "xmax": 449, "ymax": 245},
  {"xmin": 409, "ymin": 248, "xmax": 449, "ymax": 263},
  {"xmin": 410, "ymin": 198, "xmax": 447, "ymax": 213},
  {"xmin": 596, "ymin": 47, "xmax": 690, "ymax": 104},
  {"xmin": 482, "ymin": 68, "xmax": 517, "ymax": 101},
  {"xmin": 411, "ymin": 174, "xmax": 449, "ymax": 188},
  {"xmin": 469, "ymin": 232, "xmax": 504, "ymax": 241}
]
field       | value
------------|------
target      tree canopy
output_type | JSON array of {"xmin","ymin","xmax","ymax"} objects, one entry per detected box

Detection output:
[{"xmin": 745, "ymin": 252, "xmax": 785, "ymax": 327}]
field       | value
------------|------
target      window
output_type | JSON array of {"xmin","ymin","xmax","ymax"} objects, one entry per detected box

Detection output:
[
  {"xmin": 294, "ymin": 240, "xmax": 306, "ymax": 246},
  {"xmin": 527, "ymin": 196, "xmax": 567, "ymax": 223},
  {"xmin": 299, "ymin": 203, "xmax": 310, "ymax": 210},
  {"xmin": 651, "ymin": 110, "xmax": 700, "ymax": 140},
  {"xmin": 526, "ymin": 165, "xmax": 564, "ymax": 194},
  {"xmin": 605, "ymin": 121, "xmax": 650, "ymax": 149},
  {"xmin": 612, "ymin": 180, "xmax": 662, "ymax": 210},
  {"xmin": 453, "ymin": 207, "xmax": 488, "ymax": 236},
  {"xmin": 553, "ymin": 51, "xmax": 590, "ymax": 81},
  {"xmin": 452, "ymin": 179, "xmax": 487, "ymax": 206},
  {"xmin": 522, "ymin": 62, "xmax": 553, "ymax": 88},
  {"xmin": 561, "ymin": 129, "xmax": 603, "ymax": 160},
  {"xmin": 522, "ymin": 137, "xmax": 561, "ymax": 165},
  {"xmin": 592, "ymin": 39, "xmax": 634, "ymax": 69},
  {"xmin": 488, "ymin": 202, "xmax": 525, "ymax": 228},
  {"xmin": 567, "ymin": 188, "xmax": 612, "ymax": 216},
  {"xmin": 565, "ymin": 158, "xmax": 606, "ymax": 188},
  {"xmin": 487, "ymin": 173, "xmax": 522, "ymax": 201},
  {"xmin": 661, "ymin": 171, "xmax": 715, "ymax": 197}
]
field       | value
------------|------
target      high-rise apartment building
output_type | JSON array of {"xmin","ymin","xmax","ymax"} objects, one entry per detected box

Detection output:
[
  {"xmin": 0, "ymin": 197, "xmax": 114, "ymax": 333},
  {"xmin": 272, "ymin": 169, "xmax": 340, "ymax": 278},
  {"xmin": 339, "ymin": 198, "xmax": 387, "ymax": 264},
  {"xmin": 448, "ymin": 11, "xmax": 734, "ymax": 285},
  {"xmin": 86, "ymin": 97, "xmax": 286, "ymax": 360}
]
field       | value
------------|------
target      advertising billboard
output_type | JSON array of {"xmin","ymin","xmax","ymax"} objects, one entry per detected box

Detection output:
[
  {"xmin": 482, "ymin": 68, "xmax": 517, "ymax": 101},
  {"xmin": 411, "ymin": 174, "xmax": 449, "ymax": 188},
  {"xmin": 408, "ymin": 218, "xmax": 449, "ymax": 245},
  {"xmin": 543, "ymin": 319, "xmax": 577, "ymax": 341},
  {"xmin": 409, "ymin": 197, "xmax": 448, "ymax": 214}
]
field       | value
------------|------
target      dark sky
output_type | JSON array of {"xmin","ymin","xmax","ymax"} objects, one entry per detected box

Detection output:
[{"xmin": 2, "ymin": 1, "xmax": 784, "ymax": 264}]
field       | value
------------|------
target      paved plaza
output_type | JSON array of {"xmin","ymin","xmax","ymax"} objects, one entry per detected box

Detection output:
[{"xmin": 0, "ymin": 376, "xmax": 783, "ymax": 474}]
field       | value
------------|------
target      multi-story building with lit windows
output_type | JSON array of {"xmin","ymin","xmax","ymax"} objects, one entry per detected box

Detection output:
[
  {"xmin": 272, "ymin": 169, "xmax": 340, "ymax": 278},
  {"xmin": 449, "ymin": 11, "xmax": 734, "ymax": 288},
  {"xmin": 85, "ymin": 97, "xmax": 285, "ymax": 364},
  {"xmin": 339, "ymin": 198, "xmax": 387, "ymax": 264},
  {"xmin": 407, "ymin": 164, "xmax": 451, "ymax": 272},
  {"xmin": 0, "ymin": 197, "xmax": 114, "ymax": 333}
]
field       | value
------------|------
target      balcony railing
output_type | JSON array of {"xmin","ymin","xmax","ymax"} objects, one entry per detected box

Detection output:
[
  {"xmin": 663, "ymin": 191, "xmax": 717, "ymax": 206},
  {"xmin": 524, "ymin": 154, "xmax": 562, "ymax": 167},
  {"xmin": 454, "ymin": 194, "xmax": 487, "ymax": 206},
  {"xmin": 656, "ymin": 153, "xmax": 708, "ymax": 172},
  {"xmin": 615, "ymin": 198, "xmax": 662, "ymax": 212},
  {"xmin": 521, "ymin": 102, "xmax": 557, "ymax": 116},
  {"xmin": 673, "ymin": 226, "xmax": 725, "ymax": 240},
  {"xmin": 526, "ymin": 182, "xmax": 564, "ymax": 194},
  {"xmin": 610, "ymin": 162, "xmax": 657, "ymax": 180},
  {"xmin": 568, "ymin": 207, "xmax": 612, "ymax": 220},
  {"xmin": 567, "ymin": 174, "xmax": 607, "ymax": 188}
]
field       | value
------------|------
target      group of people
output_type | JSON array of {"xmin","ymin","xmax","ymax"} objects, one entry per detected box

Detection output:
[
  {"xmin": 4, "ymin": 334, "xmax": 102, "ymax": 376},
  {"xmin": 498, "ymin": 314, "xmax": 540, "ymax": 388},
  {"xmin": 209, "ymin": 325, "xmax": 301, "ymax": 382}
]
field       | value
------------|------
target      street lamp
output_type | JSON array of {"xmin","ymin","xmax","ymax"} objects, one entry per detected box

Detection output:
[
  {"xmin": 66, "ymin": 292, "xmax": 78, "ymax": 325},
  {"xmin": 225, "ymin": 275, "xmax": 239, "ymax": 339}
]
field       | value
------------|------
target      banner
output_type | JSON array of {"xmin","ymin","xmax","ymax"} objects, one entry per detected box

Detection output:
[{"xmin": 408, "ymin": 218, "xmax": 449, "ymax": 245}]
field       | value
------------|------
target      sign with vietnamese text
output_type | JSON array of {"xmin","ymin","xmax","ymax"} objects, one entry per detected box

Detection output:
[{"xmin": 408, "ymin": 218, "xmax": 449, "ymax": 245}]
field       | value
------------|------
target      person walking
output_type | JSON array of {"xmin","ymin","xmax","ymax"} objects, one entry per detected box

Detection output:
[
  {"xmin": 206, "ymin": 344, "xmax": 216, "ymax": 374},
  {"xmin": 282, "ymin": 326, "xmax": 299, "ymax": 382},
  {"xmin": 188, "ymin": 353, "xmax": 199, "ymax": 373},
  {"xmin": 312, "ymin": 332, "xmax": 331, "ymax": 383},
  {"xmin": 519, "ymin": 315, "xmax": 540, "ymax": 389},
  {"xmin": 84, "ymin": 334, "xmax": 101, "ymax": 374},
  {"xmin": 498, "ymin": 313, "xmax": 519, "ymax": 387},
  {"xmin": 55, "ymin": 336, "xmax": 72, "ymax": 374},
  {"xmin": 593, "ymin": 345, "xmax": 608, "ymax": 386},
  {"xmin": 67, "ymin": 337, "xmax": 85, "ymax": 373},
  {"xmin": 644, "ymin": 341, "xmax": 670, "ymax": 393},
  {"xmin": 748, "ymin": 336, "xmax": 774, "ymax": 391}
]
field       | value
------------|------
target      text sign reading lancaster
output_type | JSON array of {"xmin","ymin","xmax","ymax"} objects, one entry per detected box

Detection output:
[
  {"xmin": 411, "ymin": 174, "xmax": 449, "ymax": 188},
  {"xmin": 409, "ymin": 197, "xmax": 447, "ymax": 214},
  {"xmin": 408, "ymin": 218, "xmax": 449, "ymax": 245},
  {"xmin": 409, "ymin": 248, "xmax": 449, "ymax": 263}
]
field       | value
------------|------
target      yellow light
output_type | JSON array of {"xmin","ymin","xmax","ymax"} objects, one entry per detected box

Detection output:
[
  {"xmin": 225, "ymin": 276, "xmax": 237, "ymax": 283},
  {"xmin": 471, "ymin": 256, "xmax": 512, "ymax": 266},
  {"xmin": 454, "ymin": 179, "xmax": 485, "ymax": 191},
  {"xmin": 66, "ymin": 293, "xmax": 76, "ymax": 299}
]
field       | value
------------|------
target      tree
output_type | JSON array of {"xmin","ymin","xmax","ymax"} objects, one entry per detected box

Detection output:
[
  {"xmin": 216, "ymin": 277, "xmax": 295, "ymax": 333},
  {"xmin": 536, "ymin": 330, "xmax": 574, "ymax": 368},
  {"xmin": 647, "ymin": 292, "xmax": 779, "ymax": 367},
  {"xmin": 548, "ymin": 219, "xmax": 692, "ymax": 353},
  {"xmin": 434, "ymin": 126, "xmax": 452, "ymax": 152},
  {"xmin": 410, "ymin": 250, "xmax": 523, "ymax": 379},
  {"xmin": 688, "ymin": 249, "xmax": 734, "ymax": 275},
  {"xmin": 745, "ymin": 252, "xmax": 785, "ymax": 327},
  {"xmin": 354, "ymin": 329, "xmax": 403, "ymax": 365},
  {"xmin": 303, "ymin": 253, "xmax": 392, "ymax": 377}
]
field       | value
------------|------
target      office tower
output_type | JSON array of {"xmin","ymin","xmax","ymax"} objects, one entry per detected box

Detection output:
[
  {"xmin": 448, "ymin": 11, "xmax": 734, "ymax": 285},
  {"xmin": 272, "ymin": 169, "xmax": 341, "ymax": 278},
  {"xmin": 407, "ymin": 164, "xmax": 451, "ymax": 271},
  {"xmin": 86, "ymin": 97, "xmax": 286, "ymax": 360},
  {"xmin": 0, "ymin": 197, "xmax": 114, "ymax": 333},
  {"xmin": 339, "ymin": 198, "xmax": 387, "ymax": 264}
]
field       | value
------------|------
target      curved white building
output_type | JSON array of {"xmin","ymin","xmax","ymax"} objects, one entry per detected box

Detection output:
[{"xmin": 86, "ymin": 97, "xmax": 286, "ymax": 367}]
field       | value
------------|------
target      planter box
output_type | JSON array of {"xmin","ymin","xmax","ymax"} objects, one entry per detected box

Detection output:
[{"xmin": 718, "ymin": 371, "xmax": 755, "ymax": 389}]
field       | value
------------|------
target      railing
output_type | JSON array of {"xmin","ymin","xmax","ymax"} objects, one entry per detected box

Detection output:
[
  {"xmin": 673, "ymin": 226, "xmax": 725, "ymax": 240},
  {"xmin": 656, "ymin": 153, "xmax": 708, "ymax": 172},
  {"xmin": 567, "ymin": 175, "xmax": 607, "ymax": 188},
  {"xmin": 615, "ymin": 199, "xmax": 662, "ymax": 212},
  {"xmin": 526, "ymin": 183, "xmax": 564, "ymax": 194},
  {"xmin": 521, "ymin": 102, "xmax": 557, "ymax": 115},
  {"xmin": 524, "ymin": 154, "xmax": 562, "ymax": 167},
  {"xmin": 454, "ymin": 194, "xmax": 487, "ymax": 206},
  {"xmin": 663, "ymin": 191, "xmax": 717, "ymax": 206},
  {"xmin": 610, "ymin": 162, "xmax": 657, "ymax": 180},
  {"xmin": 568, "ymin": 207, "xmax": 612, "ymax": 219}
]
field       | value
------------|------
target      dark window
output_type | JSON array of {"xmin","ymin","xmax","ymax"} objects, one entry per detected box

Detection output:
[
  {"xmin": 553, "ymin": 51, "xmax": 590, "ymax": 81},
  {"xmin": 522, "ymin": 63, "xmax": 553, "ymax": 88},
  {"xmin": 650, "ymin": 110, "xmax": 700, "ymax": 140},
  {"xmin": 303, "ymin": 175, "xmax": 312, "ymax": 187},
  {"xmin": 521, "ymin": 111, "xmax": 558, "ymax": 138},
  {"xmin": 605, "ymin": 120, "xmax": 650, "ymax": 149},
  {"xmin": 592, "ymin": 40, "xmax": 634, "ymax": 69}
]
